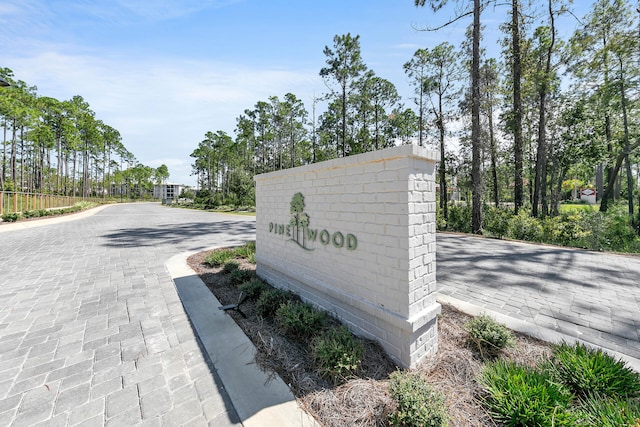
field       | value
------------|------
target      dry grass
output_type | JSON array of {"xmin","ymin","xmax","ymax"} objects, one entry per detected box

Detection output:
[{"xmin": 188, "ymin": 248, "xmax": 552, "ymax": 427}]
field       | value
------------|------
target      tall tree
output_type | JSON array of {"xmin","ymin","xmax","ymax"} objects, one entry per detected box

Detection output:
[
  {"xmin": 320, "ymin": 33, "xmax": 367, "ymax": 157},
  {"xmin": 532, "ymin": 0, "xmax": 559, "ymax": 217},
  {"xmin": 415, "ymin": 0, "xmax": 483, "ymax": 234},
  {"xmin": 423, "ymin": 42, "xmax": 462, "ymax": 220},
  {"xmin": 403, "ymin": 48, "xmax": 430, "ymax": 146},
  {"xmin": 480, "ymin": 58, "xmax": 501, "ymax": 207}
]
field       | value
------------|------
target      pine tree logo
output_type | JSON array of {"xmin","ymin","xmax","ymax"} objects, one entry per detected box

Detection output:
[{"xmin": 289, "ymin": 192, "xmax": 312, "ymax": 250}]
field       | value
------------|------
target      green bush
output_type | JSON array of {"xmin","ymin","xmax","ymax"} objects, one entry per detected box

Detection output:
[
  {"xmin": 222, "ymin": 260, "xmax": 240, "ymax": 274},
  {"xmin": 255, "ymin": 288, "xmax": 295, "ymax": 318},
  {"xmin": 576, "ymin": 393, "xmax": 640, "ymax": 427},
  {"xmin": 545, "ymin": 342, "xmax": 640, "ymax": 399},
  {"xmin": 275, "ymin": 300, "xmax": 326, "ymax": 340},
  {"xmin": 541, "ymin": 213, "xmax": 591, "ymax": 246},
  {"xmin": 1, "ymin": 212, "xmax": 20, "ymax": 222},
  {"xmin": 506, "ymin": 210, "xmax": 544, "ymax": 242},
  {"xmin": 388, "ymin": 370, "xmax": 448, "ymax": 427},
  {"xmin": 479, "ymin": 360, "xmax": 578, "ymax": 426},
  {"xmin": 483, "ymin": 205, "xmax": 514, "ymax": 239},
  {"xmin": 465, "ymin": 315, "xmax": 513, "ymax": 355},
  {"xmin": 237, "ymin": 278, "xmax": 268, "ymax": 301},
  {"xmin": 446, "ymin": 204, "xmax": 472, "ymax": 233},
  {"xmin": 204, "ymin": 249, "xmax": 236, "ymax": 267},
  {"xmin": 312, "ymin": 325, "xmax": 364, "ymax": 384},
  {"xmin": 228, "ymin": 268, "xmax": 253, "ymax": 286}
]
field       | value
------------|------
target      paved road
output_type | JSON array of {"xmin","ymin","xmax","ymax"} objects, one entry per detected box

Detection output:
[
  {"xmin": 437, "ymin": 233, "xmax": 640, "ymax": 360},
  {"xmin": 1, "ymin": 204, "xmax": 638, "ymax": 427},
  {"xmin": 0, "ymin": 204, "xmax": 255, "ymax": 427}
]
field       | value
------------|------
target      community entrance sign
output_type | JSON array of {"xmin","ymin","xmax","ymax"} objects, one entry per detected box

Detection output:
[{"xmin": 254, "ymin": 145, "xmax": 441, "ymax": 368}]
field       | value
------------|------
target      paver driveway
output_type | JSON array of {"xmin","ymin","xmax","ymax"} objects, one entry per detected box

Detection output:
[
  {"xmin": 437, "ymin": 233, "xmax": 640, "ymax": 360},
  {"xmin": 0, "ymin": 203, "xmax": 255, "ymax": 427}
]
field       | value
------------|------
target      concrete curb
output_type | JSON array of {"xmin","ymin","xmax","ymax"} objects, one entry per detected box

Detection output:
[
  {"xmin": 437, "ymin": 294, "xmax": 640, "ymax": 373},
  {"xmin": 0, "ymin": 203, "xmax": 113, "ymax": 233},
  {"xmin": 166, "ymin": 250, "xmax": 320, "ymax": 427}
]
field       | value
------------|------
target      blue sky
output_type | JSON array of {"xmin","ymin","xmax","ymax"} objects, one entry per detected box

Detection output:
[{"xmin": 2, "ymin": 0, "xmax": 593, "ymax": 186}]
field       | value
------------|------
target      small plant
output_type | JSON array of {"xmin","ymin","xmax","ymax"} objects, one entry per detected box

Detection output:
[
  {"xmin": 204, "ymin": 249, "xmax": 235, "ymax": 267},
  {"xmin": 576, "ymin": 392, "xmax": 640, "ymax": 427},
  {"xmin": 465, "ymin": 315, "xmax": 513, "ymax": 355},
  {"xmin": 388, "ymin": 370, "xmax": 448, "ymax": 427},
  {"xmin": 545, "ymin": 342, "xmax": 640, "ymax": 399},
  {"xmin": 229, "ymin": 268, "xmax": 253, "ymax": 286},
  {"xmin": 312, "ymin": 325, "xmax": 364, "ymax": 384},
  {"xmin": 222, "ymin": 260, "xmax": 240, "ymax": 274},
  {"xmin": 479, "ymin": 360, "xmax": 578, "ymax": 426},
  {"xmin": 233, "ymin": 241, "xmax": 256, "ymax": 259},
  {"xmin": 255, "ymin": 288, "xmax": 295, "ymax": 318},
  {"xmin": 275, "ymin": 300, "xmax": 326, "ymax": 340},
  {"xmin": 1, "ymin": 212, "xmax": 20, "ymax": 222},
  {"xmin": 237, "ymin": 278, "xmax": 268, "ymax": 301}
]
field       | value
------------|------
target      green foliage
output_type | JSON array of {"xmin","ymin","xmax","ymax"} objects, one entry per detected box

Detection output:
[
  {"xmin": 233, "ymin": 241, "xmax": 255, "ymax": 259},
  {"xmin": 255, "ymin": 288, "xmax": 295, "ymax": 318},
  {"xmin": 312, "ymin": 325, "xmax": 364, "ymax": 384},
  {"xmin": 506, "ymin": 210, "xmax": 544, "ymax": 242},
  {"xmin": 482, "ymin": 205, "xmax": 514, "ymax": 239},
  {"xmin": 446, "ymin": 204, "xmax": 472, "ymax": 233},
  {"xmin": 576, "ymin": 393, "xmax": 640, "ymax": 427},
  {"xmin": 204, "ymin": 249, "xmax": 236, "ymax": 267},
  {"xmin": 479, "ymin": 361, "xmax": 578, "ymax": 427},
  {"xmin": 541, "ymin": 213, "xmax": 591, "ymax": 246},
  {"xmin": 545, "ymin": 342, "xmax": 640, "ymax": 399},
  {"xmin": 193, "ymin": 189, "xmax": 217, "ymax": 209},
  {"xmin": 221, "ymin": 260, "xmax": 240, "ymax": 274},
  {"xmin": 1, "ymin": 212, "xmax": 20, "ymax": 222},
  {"xmin": 228, "ymin": 268, "xmax": 253, "ymax": 286},
  {"xmin": 237, "ymin": 278, "xmax": 268, "ymax": 301},
  {"xmin": 275, "ymin": 300, "xmax": 326, "ymax": 340},
  {"xmin": 388, "ymin": 370, "xmax": 448, "ymax": 427},
  {"xmin": 465, "ymin": 315, "xmax": 514, "ymax": 355}
]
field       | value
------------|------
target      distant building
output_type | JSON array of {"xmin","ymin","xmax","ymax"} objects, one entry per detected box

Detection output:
[{"xmin": 153, "ymin": 183, "xmax": 186, "ymax": 202}]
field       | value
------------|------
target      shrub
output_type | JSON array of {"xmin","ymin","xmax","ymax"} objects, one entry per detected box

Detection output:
[
  {"xmin": 1, "ymin": 212, "xmax": 20, "ymax": 222},
  {"xmin": 255, "ymin": 288, "xmax": 295, "ymax": 318},
  {"xmin": 479, "ymin": 360, "xmax": 578, "ymax": 426},
  {"xmin": 483, "ymin": 205, "xmax": 514, "ymax": 239},
  {"xmin": 388, "ymin": 370, "xmax": 448, "ymax": 427},
  {"xmin": 312, "ymin": 325, "xmax": 364, "ymax": 384},
  {"xmin": 222, "ymin": 260, "xmax": 240, "ymax": 274},
  {"xmin": 204, "ymin": 249, "xmax": 235, "ymax": 267},
  {"xmin": 545, "ymin": 342, "xmax": 640, "ymax": 399},
  {"xmin": 446, "ymin": 203, "xmax": 472, "ymax": 233},
  {"xmin": 237, "ymin": 278, "xmax": 268, "ymax": 301},
  {"xmin": 465, "ymin": 315, "xmax": 513, "ymax": 355},
  {"xmin": 275, "ymin": 300, "xmax": 326, "ymax": 340},
  {"xmin": 228, "ymin": 268, "xmax": 253, "ymax": 286},
  {"xmin": 506, "ymin": 210, "xmax": 544, "ymax": 242},
  {"xmin": 576, "ymin": 393, "xmax": 640, "ymax": 427}
]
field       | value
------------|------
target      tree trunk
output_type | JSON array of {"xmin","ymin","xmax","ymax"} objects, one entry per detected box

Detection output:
[
  {"xmin": 512, "ymin": 0, "xmax": 524, "ymax": 214},
  {"xmin": 471, "ymin": 0, "xmax": 482, "ymax": 234}
]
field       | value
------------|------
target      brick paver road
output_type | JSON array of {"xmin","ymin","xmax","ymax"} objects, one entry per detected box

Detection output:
[
  {"xmin": 437, "ymin": 233, "xmax": 640, "ymax": 360},
  {"xmin": 2, "ymin": 203, "xmax": 638, "ymax": 426},
  {"xmin": 0, "ymin": 203, "xmax": 255, "ymax": 427}
]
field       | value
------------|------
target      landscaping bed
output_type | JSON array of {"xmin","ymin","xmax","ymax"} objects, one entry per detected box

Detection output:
[{"xmin": 188, "ymin": 244, "xmax": 640, "ymax": 427}]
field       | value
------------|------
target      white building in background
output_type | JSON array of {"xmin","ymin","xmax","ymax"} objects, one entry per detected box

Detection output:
[{"xmin": 153, "ymin": 183, "xmax": 186, "ymax": 202}]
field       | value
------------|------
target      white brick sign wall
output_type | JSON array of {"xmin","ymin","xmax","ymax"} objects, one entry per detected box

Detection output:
[{"xmin": 254, "ymin": 144, "xmax": 441, "ymax": 368}]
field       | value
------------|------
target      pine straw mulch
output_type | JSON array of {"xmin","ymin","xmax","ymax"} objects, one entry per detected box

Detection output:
[{"xmin": 187, "ymin": 249, "xmax": 552, "ymax": 427}]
